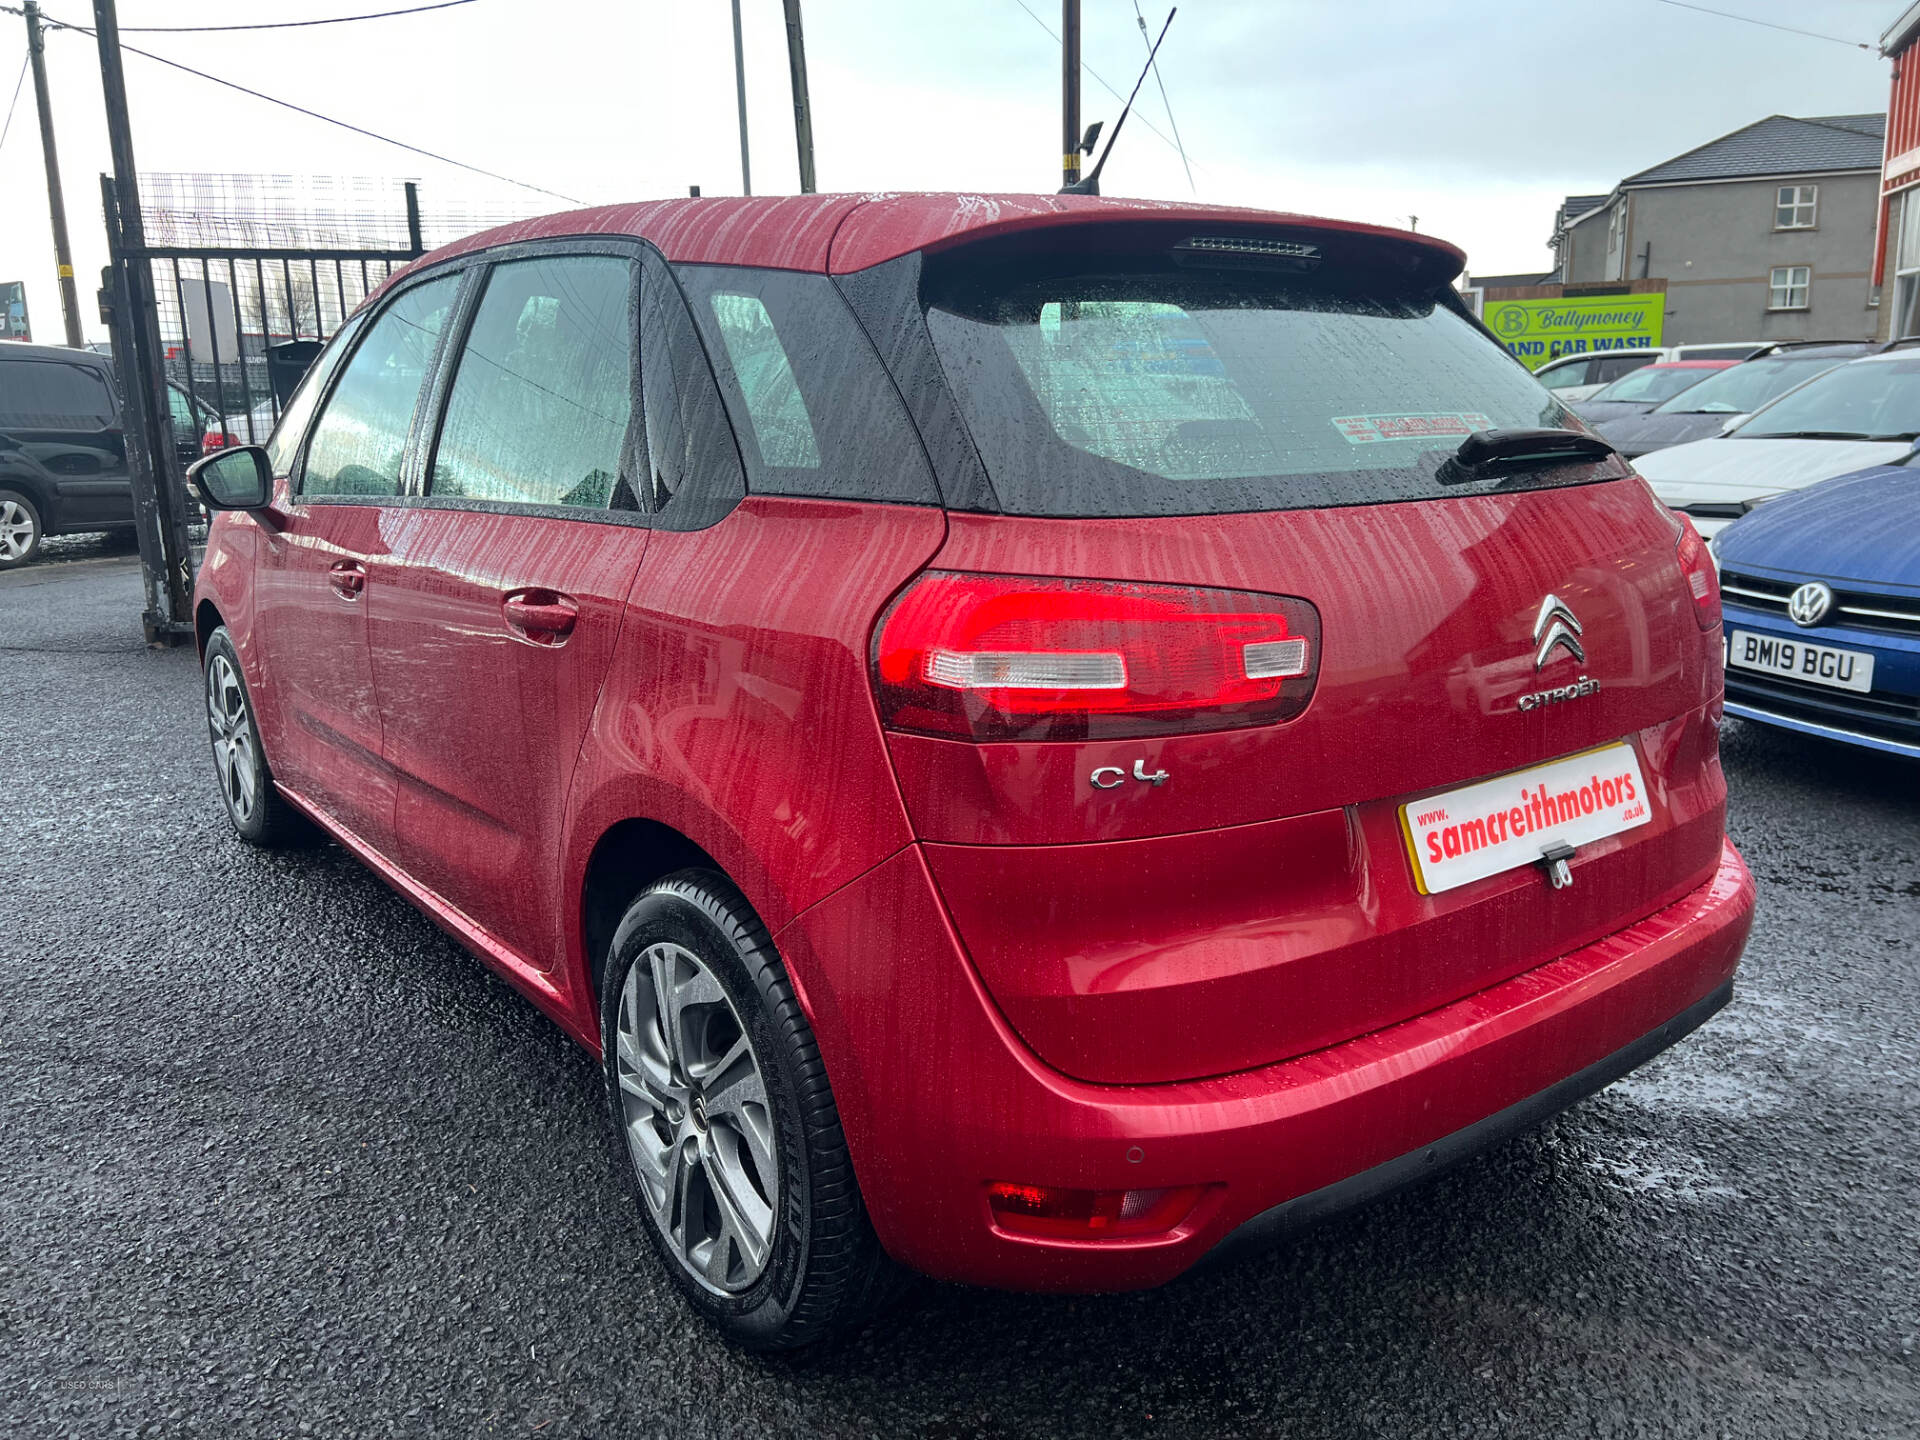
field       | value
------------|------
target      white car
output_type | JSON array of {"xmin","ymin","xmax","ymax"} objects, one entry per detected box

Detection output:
[
  {"xmin": 1532, "ymin": 349, "xmax": 1669, "ymax": 403},
  {"xmin": 1633, "ymin": 349, "xmax": 1920, "ymax": 541}
]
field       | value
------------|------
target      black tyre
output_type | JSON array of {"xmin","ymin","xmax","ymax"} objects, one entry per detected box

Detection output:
[
  {"xmin": 0, "ymin": 489, "xmax": 44, "ymax": 568},
  {"xmin": 202, "ymin": 627, "xmax": 310, "ymax": 847},
  {"xmin": 600, "ymin": 870, "xmax": 902, "ymax": 1349}
]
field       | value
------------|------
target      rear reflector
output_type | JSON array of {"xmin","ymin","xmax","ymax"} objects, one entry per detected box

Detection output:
[
  {"xmin": 986, "ymin": 1181, "xmax": 1208, "ymax": 1240},
  {"xmin": 873, "ymin": 571, "xmax": 1321, "ymax": 742}
]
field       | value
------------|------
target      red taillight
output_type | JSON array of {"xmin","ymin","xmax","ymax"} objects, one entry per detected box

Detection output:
[
  {"xmin": 1674, "ymin": 516, "xmax": 1720, "ymax": 631},
  {"xmin": 873, "ymin": 571, "xmax": 1320, "ymax": 742},
  {"xmin": 202, "ymin": 431, "xmax": 231, "ymax": 453},
  {"xmin": 985, "ymin": 1181, "xmax": 1207, "ymax": 1240}
]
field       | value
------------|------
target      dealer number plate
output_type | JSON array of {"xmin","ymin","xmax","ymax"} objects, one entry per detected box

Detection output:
[{"xmin": 1400, "ymin": 743, "xmax": 1651, "ymax": 895}]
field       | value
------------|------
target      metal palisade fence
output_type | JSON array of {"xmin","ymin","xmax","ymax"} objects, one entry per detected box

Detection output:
[{"xmin": 100, "ymin": 174, "xmax": 541, "ymax": 642}]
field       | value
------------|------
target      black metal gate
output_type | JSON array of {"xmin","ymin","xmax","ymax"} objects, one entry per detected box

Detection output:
[{"xmin": 99, "ymin": 178, "xmax": 425, "ymax": 643}]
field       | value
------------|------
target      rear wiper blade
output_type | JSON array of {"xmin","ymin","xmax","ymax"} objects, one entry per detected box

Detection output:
[{"xmin": 1437, "ymin": 427, "xmax": 1616, "ymax": 486}]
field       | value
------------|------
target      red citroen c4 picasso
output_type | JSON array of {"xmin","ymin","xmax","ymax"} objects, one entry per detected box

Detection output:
[{"xmin": 187, "ymin": 194, "xmax": 1754, "ymax": 1349}]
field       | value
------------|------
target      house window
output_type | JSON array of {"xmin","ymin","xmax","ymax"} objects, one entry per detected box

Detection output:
[
  {"xmin": 1768, "ymin": 266, "xmax": 1811, "ymax": 311},
  {"xmin": 1895, "ymin": 195, "xmax": 1920, "ymax": 338},
  {"xmin": 1605, "ymin": 204, "xmax": 1626, "ymax": 282},
  {"xmin": 1775, "ymin": 185, "xmax": 1817, "ymax": 229}
]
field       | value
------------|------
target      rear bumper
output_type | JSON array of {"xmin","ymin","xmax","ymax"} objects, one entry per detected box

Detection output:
[
  {"xmin": 1200, "ymin": 977, "xmax": 1731, "ymax": 1270},
  {"xmin": 777, "ymin": 838, "xmax": 1754, "ymax": 1292}
]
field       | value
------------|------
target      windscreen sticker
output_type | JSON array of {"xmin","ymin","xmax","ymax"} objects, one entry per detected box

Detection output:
[{"xmin": 1332, "ymin": 412, "xmax": 1494, "ymax": 445}]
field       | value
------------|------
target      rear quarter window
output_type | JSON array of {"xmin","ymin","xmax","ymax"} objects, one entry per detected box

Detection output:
[
  {"xmin": 0, "ymin": 358, "xmax": 116, "ymax": 429},
  {"xmin": 923, "ymin": 262, "xmax": 1588, "ymax": 518},
  {"xmin": 676, "ymin": 265, "xmax": 939, "ymax": 506}
]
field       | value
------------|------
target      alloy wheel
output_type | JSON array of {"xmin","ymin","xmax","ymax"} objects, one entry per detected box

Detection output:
[
  {"xmin": 205, "ymin": 653, "xmax": 259, "ymax": 824},
  {"xmin": 615, "ymin": 942, "xmax": 779, "ymax": 1295},
  {"xmin": 0, "ymin": 499, "xmax": 37, "ymax": 561}
]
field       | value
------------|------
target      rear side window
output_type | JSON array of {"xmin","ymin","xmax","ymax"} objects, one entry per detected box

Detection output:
[
  {"xmin": 923, "ymin": 264, "xmax": 1578, "ymax": 517},
  {"xmin": 301, "ymin": 275, "xmax": 458, "ymax": 497},
  {"xmin": 677, "ymin": 266, "xmax": 938, "ymax": 505},
  {"xmin": 430, "ymin": 255, "xmax": 637, "ymax": 510},
  {"xmin": 1596, "ymin": 353, "xmax": 1657, "ymax": 382},
  {"xmin": 1536, "ymin": 360, "xmax": 1593, "ymax": 392},
  {"xmin": 0, "ymin": 358, "xmax": 115, "ymax": 428},
  {"xmin": 637, "ymin": 253, "xmax": 744, "ymax": 526}
]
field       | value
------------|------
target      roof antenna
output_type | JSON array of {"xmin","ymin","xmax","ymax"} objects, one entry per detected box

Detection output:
[{"xmin": 1059, "ymin": 7, "xmax": 1175, "ymax": 196}]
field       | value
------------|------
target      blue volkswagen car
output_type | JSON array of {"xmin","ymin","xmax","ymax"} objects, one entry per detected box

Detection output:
[{"xmin": 1713, "ymin": 462, "xmax": 1920, "ymax": 760}]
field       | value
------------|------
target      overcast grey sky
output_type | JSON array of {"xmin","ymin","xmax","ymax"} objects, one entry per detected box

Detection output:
[{"xmin": 0, "ymin": 0, "xmax": 1896, "ymax": 343}]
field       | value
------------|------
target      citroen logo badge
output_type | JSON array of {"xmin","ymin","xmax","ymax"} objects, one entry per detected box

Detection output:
[
  {"xmin": 1533, "ymin": 594, "xmax": 1585, "ymax": 670},
  {"xmin": 1787, "ymin": 581, "xmax": 1833, "ymax": 628}
]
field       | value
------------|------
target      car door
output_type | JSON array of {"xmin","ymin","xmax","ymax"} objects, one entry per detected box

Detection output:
[
  {"xmin": 0, "ymin": 355, "xmax": 127, "ymax": 532},
  {"xmin": 367, "ymin": 248, "xmax": 651, "ymax": 971},
  {"xmin": 252, "ymin": 273, "xmax": 461, "ymax": 853}
]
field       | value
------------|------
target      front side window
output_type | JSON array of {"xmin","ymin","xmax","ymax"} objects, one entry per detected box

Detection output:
[
  {"xmin": 1775, "ymin": 185, "xmax": 1817, "ymax": 229},
  {"xmin": 1768, "ymin": 266, "xmax": 1812, "ymax": 311},
  {"xmin": 430, "ymin": 256, "xmax": 636, "ymax": 510},
  {"xmin": 166, "ymin": 385, "xmax": 194, "ymax": 432},
  {"xmin": 301, "ymin": 275, "xmax": 458, "ymax": 497},
  {"xmin": 924, "ymin": 263, "xmax": 1585, "ymax": 518},
  {"xmin": 266, "ymin": 310, "xmax": 365, "ymax": 474},
  {"xmin": 0, "ymin": 359, "xmax": 115, "ymax": 428}
]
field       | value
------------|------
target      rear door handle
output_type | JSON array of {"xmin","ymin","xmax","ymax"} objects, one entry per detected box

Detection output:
[
  {"xmin": 327, "ymin": 559, "xmax": 366, "ymax": 600},
  {"xmin": 502, "ymin": 589, "xmax": 579, "ymax": 645}
]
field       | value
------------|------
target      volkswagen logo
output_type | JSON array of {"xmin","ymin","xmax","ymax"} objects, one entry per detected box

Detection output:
[{"xmin": 1787, "ymin": 581, "xmax": 1834, "ymax": 628}]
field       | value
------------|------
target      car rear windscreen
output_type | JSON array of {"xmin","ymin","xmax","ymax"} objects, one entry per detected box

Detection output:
[{"xmin": 922, "ymin": 263, "xmax": 1594, "ymax": 517}]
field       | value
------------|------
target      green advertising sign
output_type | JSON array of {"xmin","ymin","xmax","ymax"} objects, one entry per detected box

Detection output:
[{"xmin": 1482, "ymin": 293, "xmax": 1664, "ymax": 370}]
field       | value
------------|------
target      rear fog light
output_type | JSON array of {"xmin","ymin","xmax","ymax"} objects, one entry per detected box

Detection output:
[{"xmin": 985, "ymin": 1181, "xmax": 1209, "ymax": 1240}]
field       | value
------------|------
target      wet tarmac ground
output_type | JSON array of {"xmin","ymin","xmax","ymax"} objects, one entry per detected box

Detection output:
[{"xmin": 3, "ymin": 552, "xmax": 1916, "ymax": 1438}]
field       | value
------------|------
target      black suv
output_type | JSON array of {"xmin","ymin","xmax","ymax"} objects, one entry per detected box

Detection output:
[{"xmin": 0, "ymin": 343, "xmax": 221, "ymax": 567}]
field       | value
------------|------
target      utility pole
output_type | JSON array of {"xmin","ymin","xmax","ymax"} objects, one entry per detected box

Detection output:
[
  {"xmin": 93, "ymin": 0, "xmax": 192, "ymax": 643},
  {"xmin": 780, "ymin": 0, "xmax": 815, "ymax": 194},
  {"xmin": 1062, "ymin": 0, "xmax": 1082, "ymax": 188},
  {"xmin": 24, "ymin": 2, "xmax": 84, "ymax": 348},
  {"xmin": 731, "ymin": 0, "xmax": 751, "ymax": 195}
]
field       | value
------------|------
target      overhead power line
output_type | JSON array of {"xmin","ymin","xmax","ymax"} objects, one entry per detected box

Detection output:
[
  {"xmin": 1649, "ymin": 0, "xmax": 1872, "ymax": 51},
  {"xmin": 1132, "ymin": 0, "xmax": 1192, "ymax": 193},
  {"xmin": 1006, "ymin": 0, "xmax": 1196, "ymax": 171},
  {"xmin": 0, "ymin": 50, "xmax": 24, "ymax": 157},
  {"xmin": 119, "ymin": 1, "xmax": 479, "ymax": 34},
  {"xmin": 19, "ymin": 9, "xmax": 582, "ymax": 205}
]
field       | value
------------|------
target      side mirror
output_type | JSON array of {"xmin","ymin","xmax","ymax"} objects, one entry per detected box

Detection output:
[{"xmin": 187, "ymin": 444, "xmax": 272, "ymax": 510}]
